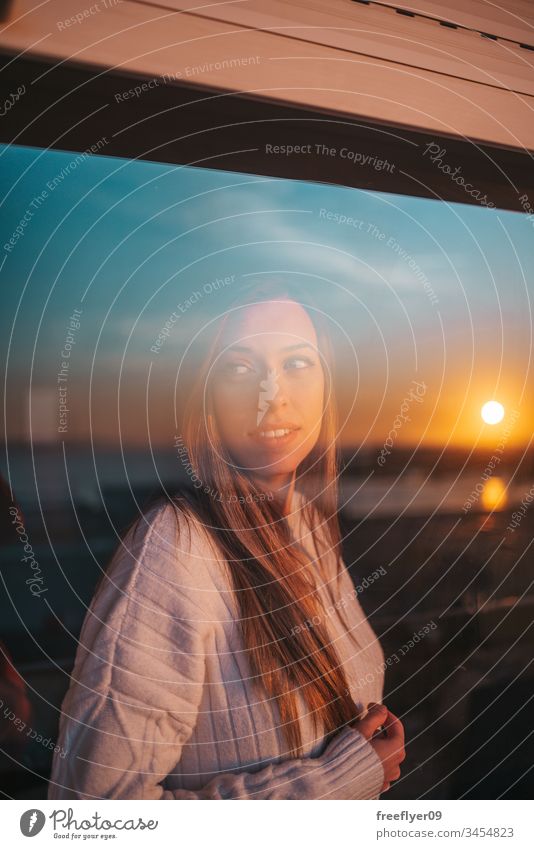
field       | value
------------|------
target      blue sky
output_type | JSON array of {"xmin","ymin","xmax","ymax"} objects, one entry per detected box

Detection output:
[{"xmin": 1, "ymin": 143, "xmax": 532, "ymax": 447}]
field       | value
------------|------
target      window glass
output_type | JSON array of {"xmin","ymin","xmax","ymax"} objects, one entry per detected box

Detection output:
[{"xmin": 1, "ymin": 143, "xmax": 533, "ymax": 799}]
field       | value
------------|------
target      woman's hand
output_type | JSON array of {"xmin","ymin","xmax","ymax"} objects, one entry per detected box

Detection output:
[{"xmin": 351, "ymin": 702, "xmax": 406, "ymax": 793}]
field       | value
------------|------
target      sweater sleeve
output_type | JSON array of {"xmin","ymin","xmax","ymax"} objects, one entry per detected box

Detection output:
[
  {"xmin": 48, "ymin": 504, "xmax": 384, "ymax": 801},
  {"xmin": 160, "ymin": 725, "xmax": 384, "ymax": 800}
]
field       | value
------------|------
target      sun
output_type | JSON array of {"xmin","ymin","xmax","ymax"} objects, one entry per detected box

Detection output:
[{"xmin": 481, "ymin": 400, "xmax": 505, "ymax": 425}]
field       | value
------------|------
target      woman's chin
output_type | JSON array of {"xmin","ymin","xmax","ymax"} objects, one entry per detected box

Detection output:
[{"xmin": 237, "ymin": 458, "xmax": 299, "ymax": 482}]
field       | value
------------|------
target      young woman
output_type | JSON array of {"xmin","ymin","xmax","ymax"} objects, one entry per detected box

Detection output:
[{"xmin": 48, "ymin": 281, "xmax": 405, "ymax": 800}]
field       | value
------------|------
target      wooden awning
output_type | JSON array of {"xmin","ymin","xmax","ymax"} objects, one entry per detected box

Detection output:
[{"xmin": 1, "ymin": 0, "xmax": 533, "ymax": 210}]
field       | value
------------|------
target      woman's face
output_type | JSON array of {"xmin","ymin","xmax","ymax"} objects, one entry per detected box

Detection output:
[{"xmin": 209, "ymin": 298, "xmax": 325, "ymax": 484}]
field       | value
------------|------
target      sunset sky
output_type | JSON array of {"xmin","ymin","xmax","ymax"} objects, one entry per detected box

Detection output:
[{"xmin": 1, "ymin": 142, "xmax": 533, "ymax": 450}]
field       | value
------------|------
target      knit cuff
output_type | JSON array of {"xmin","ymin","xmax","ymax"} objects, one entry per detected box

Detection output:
[{"xmin": 317, "ymin": 726, "xmax": 385, "ymax": 800}]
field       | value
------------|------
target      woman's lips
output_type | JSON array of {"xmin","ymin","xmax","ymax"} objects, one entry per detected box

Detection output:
[{"xmin": 249, "ymin": 426, "xmax": 302, "ymax": 449}]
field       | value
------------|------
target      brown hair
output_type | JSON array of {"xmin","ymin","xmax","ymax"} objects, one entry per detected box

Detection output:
[{"xmin": 173, "ymin": 280, "xmax": 361, "ymax": 755}]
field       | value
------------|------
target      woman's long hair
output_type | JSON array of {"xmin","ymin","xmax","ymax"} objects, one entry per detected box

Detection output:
[{"xmin": 100, "ymin": 280, "xmax": 362, "ymax": 757}]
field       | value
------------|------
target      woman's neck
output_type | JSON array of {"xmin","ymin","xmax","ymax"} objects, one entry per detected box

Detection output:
[{"xmin": 250, "ymin": 472, "xmax": 296, "ymax": 516}]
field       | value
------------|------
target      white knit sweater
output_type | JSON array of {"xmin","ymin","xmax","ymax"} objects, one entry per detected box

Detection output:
[{"xmin": 48, "ymin": 489, "xmax": 385, "ymax": 800}]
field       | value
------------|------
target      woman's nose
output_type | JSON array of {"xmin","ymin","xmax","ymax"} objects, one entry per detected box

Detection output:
[
  {"xmin": 258, "ymin": 368, "xmax": 286, "ymax": 400},
  {"xmin": 266, "ymin": 393, "xmax": 287, "ymax": 409},
  {"xmin": 255, "ymin": 372, "xmax": 288, "ymax": 423},
  {"xmin": 261, "ymin": 372, "xmax": 287, "ymax": 406}
]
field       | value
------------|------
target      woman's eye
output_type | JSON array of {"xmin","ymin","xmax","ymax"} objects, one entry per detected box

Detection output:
[
  {"xmin": 222, "ymin": 357, "xmax": 314, "ymax": 376},
  {"xmin": 285, "ymin": 356, "xmax": 315, "ymax": 370},
  {"xmin": 226, "ymin": 362, "xmax": 252, "ymax": 375}
]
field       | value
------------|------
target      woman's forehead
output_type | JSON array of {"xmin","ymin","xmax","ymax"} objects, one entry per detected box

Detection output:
[{"xmin": 219, "ymin": 298, "xmax": 318, "ymax": 349}]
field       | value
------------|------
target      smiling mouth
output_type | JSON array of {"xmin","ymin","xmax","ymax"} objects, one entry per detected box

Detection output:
[{"xmin": 249, "ymin": 426, "xmax": 301, "ymax": 446}]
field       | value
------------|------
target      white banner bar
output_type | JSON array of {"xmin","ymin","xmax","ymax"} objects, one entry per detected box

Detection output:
[{"xmin": 3, "ymin": 799, "xmax": 531, "ymax": 848}]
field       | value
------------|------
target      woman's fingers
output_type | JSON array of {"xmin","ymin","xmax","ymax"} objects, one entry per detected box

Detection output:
[
  {"xmin": 365, "ymin": 705, "xmax": 407, "ymax": 787},
  {"xmin": 383, "ymin": 708, "xmax": 405, "ymax": 746},
  {"xmin": 354, "ymin": 702, "xmax": 407, "ymax": 792},
  {"xmin": 378, "ymin": 708, "xmax": 406, "ymax": 763},
  {"xmin": 353, "ymin": 703, "xmax": 388, "ymax": 740},
  {"xmin": 372, "ymin": 736, "xmax": 405, "ymax": 770}
]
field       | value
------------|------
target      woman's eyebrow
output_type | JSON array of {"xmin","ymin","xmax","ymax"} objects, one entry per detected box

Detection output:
[{"xmin": 227, "ymin": 343, "xmax": 315, "ymax": 354}]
